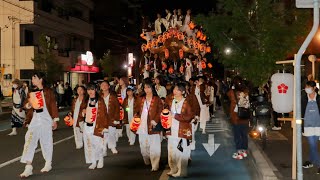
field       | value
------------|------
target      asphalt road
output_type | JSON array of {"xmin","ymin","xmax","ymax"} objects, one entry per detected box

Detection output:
[{"xmin": 0, "ymin": 110, "xmax": 259, "ymax": 180}]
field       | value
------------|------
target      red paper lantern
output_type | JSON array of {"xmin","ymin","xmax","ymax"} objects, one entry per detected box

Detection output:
[
  {"xmin": 168, "ymin": 67, "xmax": 174, "ymax": 74},
  {"xmin": 201, "ymin": 60, "xmax": 206, "ymax": 69},
  {"xmin": 179, "ymin": 49, "xmax": 184, "ymax": 59},
  {"xmin": 161, "ymin": 109, "xmax": 172, "ymax": 129},
  {"xmin": 208, "ymin": 63, "xmax": 213, "ymax": 68},
  {"xmin": 130, "ymin": 117, "xmax": 141, "ymax": 132},
  {"xmin": 164, "ymin": 49, "xmax": 169, "ymax": 59},
  {"xmin": 64, "ymin": 114, "xmax": 74, "ymax": 127},
  {"xmin": 189, "ymin": 21, "xmax": 196, "ymax": 30},
  {"xmin": 162, "ymin": 62, "xmax": 167, "ymax": 70},
  {"xmin": 206, "ymin": 46, "xmax": 211, "ymax": 53}
]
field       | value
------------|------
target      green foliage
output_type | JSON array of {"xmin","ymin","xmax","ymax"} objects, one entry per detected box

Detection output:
[
  {"xmin": 99, "ymin": 49, "xmax": 119, "ymax": 77},
  {"xmin": 194, "ymin": 0, "xmax": 311, "ymax": 86},
  {"xmin": 31, "ymin": 34, "xmax": 63, "ymax": 83}
]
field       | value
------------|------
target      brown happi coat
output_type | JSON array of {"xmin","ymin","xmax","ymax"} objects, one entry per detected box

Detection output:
[
  {"xmin": 191, "ymin": 84, "xmax": 209, "ymax": 105},
  {"xmin": 83, "ymin": 97, "xmax": 109, "ymax": 138},
  {"xmin": 122, "ymin": 96, "xmax": 138, "ymax": 124},
  {"xmin": 71, "ymin": 97, "xmax": 88, "ymax": 127},
  {"xmin": 100, "ymin": 92, "xmax": 120, "ymax": 127},
  {"xmin": 136, "ymin": 96, "xmax": 163, "ymax": 135},
  {"xmin": 24, "ymin": 87, "xmax": 59, "ymax": 125},
  {"xmin": 186, "ymin": 93, "xmax": 200, "ymax": 117},
  {"xmin": 164, "ymin": 98, "xmax": 193, "ymax": 140}
]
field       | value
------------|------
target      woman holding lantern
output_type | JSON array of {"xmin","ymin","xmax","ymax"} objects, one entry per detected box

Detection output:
[
  {"xmin": 70, "ymin": 85, "xmax": 87, "ymax": 149},
  {"xmin": 164, "ymin": 83, "xmax": 193, "ymax": 177},
  {"xmin": 82, "ymin": 83, "xmax": 108, "ymax": 169},
  {"xmin": 136, "ymin": 80, "xmax": 163, "ymax": 171},
  {"xmin": 122, "ymin": 86, "xmax": 138, "ymax": 145},
  {"xmin": 100, "ymin": 81, "xmax": 120, "ymax": 155},
  {"xmin": 8, "ymin": 79, "xmax": 26, "ymax": 136},
  {"xmin": 19, "ymin": 72, "xmax": 59, "ymax": 178}
]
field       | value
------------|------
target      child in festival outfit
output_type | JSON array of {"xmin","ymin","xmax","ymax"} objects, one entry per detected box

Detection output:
[
  {"xmin": 82, "ymin": 83, "xmax": 109, "ymax": 169},
  {"xmin": 136, "ymin": 80, "xmax": 163, "ymax": 171},
  {"xmin": 100, "ymin": 81, "xmax": 120, "ymax": 155},
  {"xmin": 20, "ymin": 72, "xmax": 59, "ymax": 178},
  {"xmin": 165, "ymin": 83, "xmax": 193, "ymax": 177},
  {"xmin": 70, "ymin": 86, "xmax": 87, "ymax": 149},
  {"xmin": 122, "ymin": 86, "xmax": 138, "ymax": 145}
]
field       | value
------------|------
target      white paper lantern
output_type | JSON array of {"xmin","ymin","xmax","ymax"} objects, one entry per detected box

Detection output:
[{"xmin": 271, "ymin": 73, "xmax": 294, "ymax": 113}]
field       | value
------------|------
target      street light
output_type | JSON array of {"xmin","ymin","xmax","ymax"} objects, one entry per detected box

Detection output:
[{"xmin": 224, "ymin": 47, "xmax": 232, "ymax": 55}]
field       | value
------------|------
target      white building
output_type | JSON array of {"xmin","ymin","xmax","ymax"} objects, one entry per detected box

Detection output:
[{"xmin": 0, "ymin": 0, "xmax": 94, "ymax": 96}]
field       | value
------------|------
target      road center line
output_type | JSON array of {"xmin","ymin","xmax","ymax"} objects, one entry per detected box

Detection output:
[{"xmin": 0, "ymin": 135, "xmax": 74, "ymax": 169}]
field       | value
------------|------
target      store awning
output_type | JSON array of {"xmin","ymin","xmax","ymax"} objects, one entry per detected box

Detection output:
[{"xmin": 70, "ymin": 65, "xmax": 99, "ymax": 73}]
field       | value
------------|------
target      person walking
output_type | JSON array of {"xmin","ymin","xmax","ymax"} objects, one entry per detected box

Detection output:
[
  {"xmin": 302, "ymin": 81, "xmax": 320, "ymax": 174},
  {"xmin": 8, "ymin": 79, "xmax": 26, "ymax": 136}
]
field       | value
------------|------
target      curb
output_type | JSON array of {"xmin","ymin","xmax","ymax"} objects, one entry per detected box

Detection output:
[{"xmin": 249, "ymin": 137, "xmax": 280, "ymax": 180}]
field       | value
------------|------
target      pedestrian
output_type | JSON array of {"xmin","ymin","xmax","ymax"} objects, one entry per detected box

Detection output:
[
  {"xmin": 64, "ymin": 82, "xmax": 73, "ymax": 107},
  {"xmin": 20, "ymin": 72, "xmax": 59, "ymax": 178},
  {"xmin": 81, "ymin": 83, "xmax": 108, "ymax": 169},
  {"xmin": 227, "ymin": 76, "xmax": 250, "ymax": 160},
  {"xmin": 302, "ymin": 81, "xmax": 320, "ymax": 174},
  {"xmin": 122, "ymin": 86, "xmax": 138, "ymax": 145},
  {"xmin": 100, "ymin": 80, "xmax": 120, "ymax": 155},
  {"xmin": 136, "ymin": 79, "xmax": 163, "ymax": 171},
  {"xmin": 165, "ymin": 83, "xmax": 193, "ymax": 177},
  {"xmin": 57, "ymin": 81, "xmax": 65, "ymax": 108},
  {"xmin": 71, "ymin": 85, "xmax": 87, "ymax": 149},
  {"xmin": 8, "ymin": 79, "xmax": 26, "ymax": 136}
]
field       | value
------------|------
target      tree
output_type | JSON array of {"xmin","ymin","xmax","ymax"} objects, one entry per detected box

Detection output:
[
  {"xmin": 194, "ymin": 0, "xmax": 311, "ymax": 86},
  {"xmin": 31, "ymin": 34, "xmax": 63, "ymax": 83},
  {"xmin": 99, "ymin": 49, "xmax": 123, "ymax": 78}
]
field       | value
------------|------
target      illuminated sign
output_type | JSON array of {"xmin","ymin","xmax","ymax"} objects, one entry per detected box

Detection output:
[{"xmin": 81, "ymin": 51, "xmax": 94, "ymax": 65}]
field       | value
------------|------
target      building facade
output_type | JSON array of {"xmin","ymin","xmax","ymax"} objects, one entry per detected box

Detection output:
[{"xmin": 0, "ymin": 0, "xmax": 94, "ymax": 96}]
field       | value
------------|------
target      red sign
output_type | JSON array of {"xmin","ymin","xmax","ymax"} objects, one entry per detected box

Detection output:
[{"xmin": 70, "ymin": 65, "xmax": 99, "ymax": 73}]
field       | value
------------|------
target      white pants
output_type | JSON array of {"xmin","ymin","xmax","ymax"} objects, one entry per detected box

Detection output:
[
  {"xmin": 116, "ymin": 127, "xmax": 123, "ymax": 141},
  {"xmin": 125, "ymin": 124, "xmax": 136, "ymax": 144},
  {"xmin": 200, "ymin": 106, "xmax": 209, "ymax": 131},
  {"xmin": 168, "ymin": 137, "xmax": 190, "ymax": 176},
  {"xmin": 191, "ymin": 123, "xmax": 196, "ymax": 150},
  {"xmin": 73, "ymin": 127, "xmax": 83, "ymax": 148},
  {"xmin": 103, "ymin": 132, "xmax": 108, "ymax": 156},
  {"xmin": 138, "ymin": 134, "xmax": 161, "ymax": 170},
  {"xmin": 107, "ymin": 126, "xmax": 117, "ymax": 149},
  {"xmin": 83, "ymin": 131, "xmax": 104, "ymax": 164},
  {"xmin": 21, "ymin": 125, "xmax": 53, "ymax": 163}
]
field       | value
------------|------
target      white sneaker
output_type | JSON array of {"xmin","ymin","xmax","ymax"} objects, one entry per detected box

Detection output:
[
  {"xmin": 88, "ymin": 162, "xmax": 97, "ymax": 170},
  {"xmin": 111, "ymin": 148, "xmax": 118, "ymax": 154},
  {"xmin": 20, "ymin": 165, "xmax": 33, "ymax": 178},
  {"xmin": 232, "ymin": 152, "xmax": 243, "ymax": 160},
  {"xmin": 272, "ymin": 126, "xmax": 281, "ymax": 131},
  {"xmin": 76, "ymin": 145, "xmax": 83, "ymax": 149},
  {"xmin": 40, "ymin": 161, "xmax": 52, "ymax": 173},
  {"xmin": 238, "ymin": 150, "xmax": 248, "ymax": 157},
  {"xmin": 97, "ymin": 159, "xmax": 104, "ymax": 169}
]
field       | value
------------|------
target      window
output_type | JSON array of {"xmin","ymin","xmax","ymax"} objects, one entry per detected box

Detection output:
[{"xmin": 24, "ymin": 30, "xmax": 34, "ymax": 46}]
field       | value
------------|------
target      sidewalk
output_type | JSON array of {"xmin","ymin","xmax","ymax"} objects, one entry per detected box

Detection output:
[
  {"xmin": 251, "ymin": 122, "xmax": 320, "ymax": 180},
  {"xmin": 168, "ymin": 110, "xmax": 259, "ymax": 180}
]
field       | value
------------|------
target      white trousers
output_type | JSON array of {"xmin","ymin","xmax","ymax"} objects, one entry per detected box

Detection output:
[
  {"xmin": 138, "ymin": 134, "xmax": 161, "ymax": 170},
  {"xmin": 83, "ymin": 131, "xmax": 103, "ymax": 164},
  {"xmin": 125, "ymin": 124, "xmax": 136, "ymax": 144},
  {"xmin": 107, "ymin": 126, "xmax": 117, "ymax": 149},
  {"xmin": 168, "ymin": 136, "xmax": 190, "ymax": 176},
  {"xmin": 21, "ymin": 125, "xmax": 53, "ymax": 163},
  {"xmin": 200, "ymin": 106, "xmax": 209, "ymax": 130},
  {"xmin": 116, "ymin": 128, "xmax": 123, "ymax": 141},
  {"xmin": 191, "ymin": 123, "xmax": 196, "ymax": 151},
  {"xmin": 73, "ymin": 127, "xmax": 83, "ymax": 148}
]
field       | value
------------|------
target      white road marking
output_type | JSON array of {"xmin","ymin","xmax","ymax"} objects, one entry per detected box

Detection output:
[{"xmin": 0, "ymin": 135, "xmax": 74, "ymax": 169}]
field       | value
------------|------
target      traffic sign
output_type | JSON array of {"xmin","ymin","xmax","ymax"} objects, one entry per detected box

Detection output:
[{"xmin": 296, "ymin": 0, "xmax": 320, "ymax": 8}]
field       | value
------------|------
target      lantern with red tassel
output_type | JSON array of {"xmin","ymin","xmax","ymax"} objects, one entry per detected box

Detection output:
[{"xmin": 161, "ymin": 109, "xmax": 172, "ymax": 129}]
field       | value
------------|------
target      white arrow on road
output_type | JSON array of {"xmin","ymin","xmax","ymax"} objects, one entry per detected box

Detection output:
[{"xmin": 203, "ymin": 134, "xmax": 220, "ymax": 156}]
